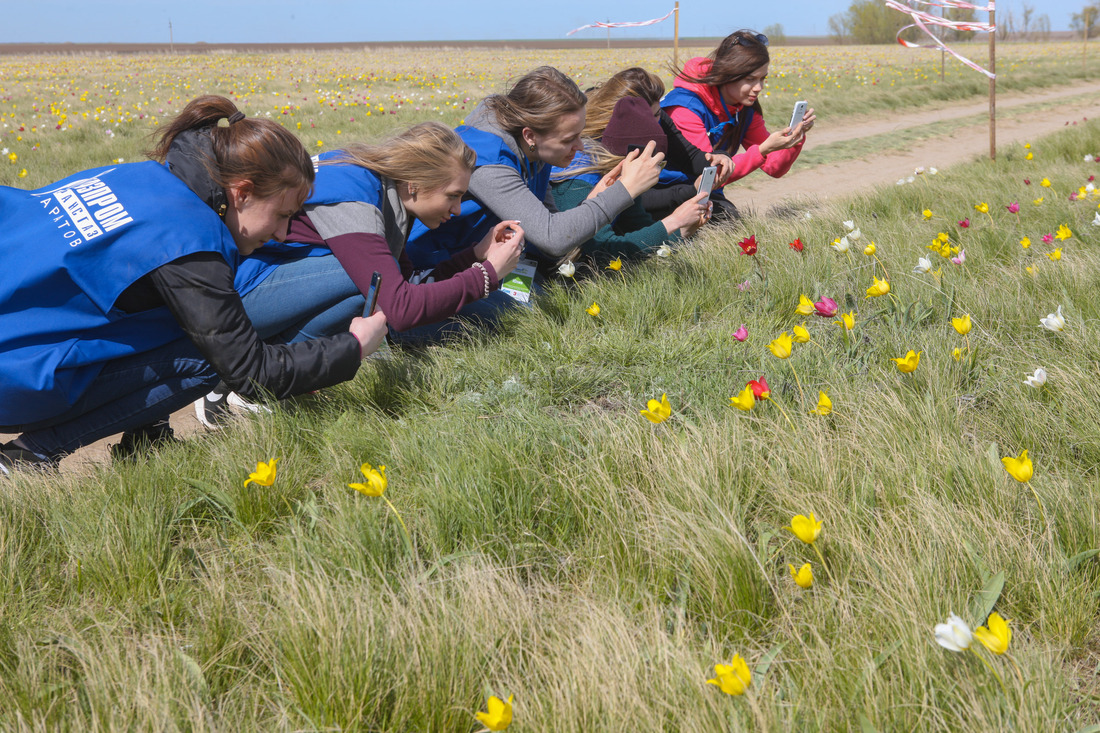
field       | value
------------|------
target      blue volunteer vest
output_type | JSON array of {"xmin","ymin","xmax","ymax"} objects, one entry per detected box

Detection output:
[
  {"xmin": 235, "ymin": 152, "xmax": 386, "ymax": 296},
  {"xmin": 661, "ymin": 87, "xmax": 754, "ymax": 156},
  {"xmin": 550, "ymin": 152, "xmax": 602, "ymax": 186},
  {"xmin": 0, "ymin": 162, "xmax": 238, "ymax": 425},
  {"xmin": 404, "ymin": 126, "xmax": 551, "ymax": 269}
]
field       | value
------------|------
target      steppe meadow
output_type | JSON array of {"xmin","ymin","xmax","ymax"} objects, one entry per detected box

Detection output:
[{"xmin": 2, "ymin": 41, "xmax": 1100, "ymax": 730}]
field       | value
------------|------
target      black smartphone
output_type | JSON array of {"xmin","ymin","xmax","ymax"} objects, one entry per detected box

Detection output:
[
  {"xmin": 626, "ymin": 144, "xmax": 643, "ymax": 154},
  {"xmin": 365, "ymin": 271, "xmax": 382, "ymax": 315}
]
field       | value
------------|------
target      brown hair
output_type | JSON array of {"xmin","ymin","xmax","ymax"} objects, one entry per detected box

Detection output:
[
  {"xmin": 583, "ymin": 67, "xmax": 665, "ymax": 140},
  {"xmin": 330, "ymin": 121, "xmax": 477, "ymax": 192},
  {"xmin": 149, "ymin": 94, "xmax": 313, "ymax": 202},
  {"xmin": 483, "ymin": 66, "xmax": 587, "ymax": 138}
]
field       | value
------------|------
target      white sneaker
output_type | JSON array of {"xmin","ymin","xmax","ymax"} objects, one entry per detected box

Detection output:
[{"xmin": 194, "ymin": 390, "xmax": 271, "ymax": 430}]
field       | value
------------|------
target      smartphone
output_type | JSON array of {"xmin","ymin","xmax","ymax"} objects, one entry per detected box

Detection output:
[
  {"xmin": 626, "ymin": 143, "xmax": 643, "ymax": 154},
  {"xmin": 365, "ymin": 271, "xmax": 382, "ymax": 315},
  {"xmin": 789, "ymin": 100, "xmax": 808, "ymax": 131},
  {"xmin": 697, "ymin": 165, "xmax": 718, "ymax": 204}
]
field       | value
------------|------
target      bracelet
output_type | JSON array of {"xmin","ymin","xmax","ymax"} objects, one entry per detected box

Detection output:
[{"xmin": 472, "ymin": 262, "xmax": 491, "ymax": 298}]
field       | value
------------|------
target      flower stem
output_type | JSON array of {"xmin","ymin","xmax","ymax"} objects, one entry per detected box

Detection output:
[
  {"xmin": 873, "ymin": 254, "xmax": 891, "ymax": 280},
  {"xmin": 1025, "ymin": 481, "xmax": 1050, "ymax": 532},
  {"xmin": 811, "ymin": 542, "xmax": 837, "ymax": 587},
  {"xmin": 383, "ymin": 496, "xmax": 414, "ymax": 556},
  {"xmin": 767, "ymin": 396, "xmax": 796, "ymax": 430},
  {"xmin": 969, "ymin": 646, "xmax": 1008, "ymax": 699},
  {"xmin": 789, "ymin": 362, "xmax": 807, "ymax": 408}
]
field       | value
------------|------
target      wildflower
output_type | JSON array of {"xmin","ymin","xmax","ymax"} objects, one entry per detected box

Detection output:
[
  {"xmin": 835, "ymin": 312, "xmax": 855, "ymax": 330},
  {"xmin": 789, "ymin": 238, "xmax": 804, "ymax": 252},
  {"xmin": 842, "ymin": 220, "xmax": 855, "ymax": 231},
  {"xmin": 6, "ymin": 152, "xmax": 15, "ymax": 163},
  {"xmin": 937, "ymin": 232, "xmax": 950, "ymax": 242},
  {"xmin": 733, "ymin": 324, "xmax": 748, "ymax": 342},
  {"xmin": 737, "ymin": 235, "xmax": 758, "ymax": 255},
  {"xmin": 737, "ymin": 280, "xmax": 751, "ymax": 291},
  {"xmin": 810, "ymin": 391, "xmax": 832, "ymax": 415},
  {"xmin": 1006, "ymin": 202, "xmax": 1020, "ymax": 213},
  {"xmin": 1093, "ymin": 212, "xmax": 1100, "ymax": 227},
  {"xmin": 475, "ymin": 694, "xmax": 514, "ymax": 731},
  {"xmin": 1024, "ymin": 367, "xmax": 1047, "ymax": 388},
  {"xmin": 1024, "ymin": 143, "xmax": 1032, "ymax": 149},
  {"xmin": 814, "ymin": 297, "xmax": 838, "ymax": 318},
  {"xmin": 1033, "ymin": 196, "xmax": 1044, "ymax": 205},
  {"xmin": 849, "ymin": 228, "xmax": 862, "ymax": 241},
  {"xmin": 974, "ymin": 202, "xmax": 989, "ymax": 214},
  {"xmin": 865, "ymin": 276, "xmax": 890, "ymax": 298},
  {"xmin": 831, "ymin": 236, "xmax": 851, "ymax": 253},
  {"xmin": 17, "ymin": 168, "xmax": 27, "ymax": 178},
  {"xmin": 1055, "ymin": 224, "xmax": 1073, "ymax": 241},
  {"xmin": 1024, "ymin": 178, "xmax": 1031, "ymax": 185},
  {"xmin": 316, "ymin": 140, "xmax": 323, "ymax": 148},
  {"xmin": 768, "ymin": 332, "xmax": 793, "ymax": 359},
  {"xmin": 934, "ymin": 613, "xmax": 973, "ymax": 652},
  {"xmin": 1040, "ymin": 177, "xmax": 1051, "ymax": 188},
  {"xmin": 788, "ymin": 513, "xmax": 823, "ymax": 544},
  {"xmin": 796, "ymin": 294, "xmax": 815, "ymax": 316},
  {"xmin": 747, "ymin": 376, "xmax": 770, "ymax": 399},
  {"xmin": 640, "ymin": 393, "xmax": 672, "ymax": 424},
  {"xmin": 951, "ymin": 249, "xmax": 966, "ymax": 265},
  {"xmin": 863, "ymin": 242, "xmax": 876, "ymax": 256},
  {"xmin": 929, "ymin": 167, "xmax": 938, "ymax": 174},
  {"xmin": 605, "ymin": 258, "xmax": 622, "ymax": 271},
  {"xmin": 951, "ymin": 314, "xmax": 971, "ymax": 335},
  {"xmin": 1026, "ymin": 152, "xmax": 1034, "ymax": 160},
  {"xmin": 707, "ymin": 655, "xmax": 751, "ymax": 696},
  {"xmin": 349, "ymin": 462, "xmax": 387, "ymax": 496},
  {"xmin": 586, "ymin": 302, "xmax": 601, "ymax": 317},
  {"xmin": 958, "ymin": 218, "xmax": 970, "ymax": 228},
  {"xmin": 952, "ymin": 347, "xmax": 963, "ymax": 361},
  {"xmin": 913, "ymin": 257, "xmax": 933, "ymax": 274},
  {"xmin": 656, "ymin": 244, "xmax": 672, "ymax": 258},
  {"xmin": 1002, "ymin": 449, "xmax": 1033, "ymax": 483},
  {"xmin": 973, "ymin": 612, "xmax": 1011, "ymax": 655},
  {"xmin": 244, "ymin": 458, "xmax": 279, "ymax": 488},
  {"xmin": 1039, "ymin": 305, "xmax": 1065, "ymax": 332},
  {"xmin": 792, "ymin": 323, "xmax": 810, "ymax": 343},
  {"xmin": 789, "ymin": 563, "xmax": 813, "ymax": 589},
  {"xmin": 729, "ymin": 386, "xmax": 756, "ymax": 411},
  {"xmin": 922, "ymin": 209, "xmax": 933, "ymax": 220},
  {"xmin": 557, "ymin": 261, "xmax": 575, "ymax": 278},
  {"xmin": 1048, "ymin": 248, "xmax": 1062, "ymax": 261},
  {"xmin": 1019, "ymin": 236, "xmax": 1031, "ymax": 249},
  {"xmin": 1041, "ymin": 233, "xmax": 1054, "ymax": 244},
  {"xmin": 891, "ymin": 350, "xmax": 922, "ymax": 374}
]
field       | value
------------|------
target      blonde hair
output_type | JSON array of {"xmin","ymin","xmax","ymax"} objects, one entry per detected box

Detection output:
[
  {"xmin": 483, "ymin": 66, "xmax": 587, "ymax": 138},
  {"xmin": 583, "ymin": 68, "xmax": 665, "ymax": 140},
  {"xmin": 331, "ymin": 121, "xmax": 476, "ymax": 192},
  {"xmin": 149, "ymin": 94, "xmax": 313, "ymax": 201}
]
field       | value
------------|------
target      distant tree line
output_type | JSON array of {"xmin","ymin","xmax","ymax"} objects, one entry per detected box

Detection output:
[{"xmin": 826, "ymin": 0, "xmax": 1058, "ymax": 45}]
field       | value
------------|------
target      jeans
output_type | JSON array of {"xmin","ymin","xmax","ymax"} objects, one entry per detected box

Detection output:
[
  {"xmin": 388, "ymin": 283, "xmax": 537, "ymax": 346},
  {"xmin": 242, "ymin": 254, "xmax": 366, "ymax": 343},
  {"xmin": 15, "ymin": 339, "xmax": 219, "ymax": 460}
]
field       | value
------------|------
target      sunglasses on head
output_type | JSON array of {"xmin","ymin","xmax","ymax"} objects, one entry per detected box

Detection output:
[{"xmin": 732, "ymin": 33, "xmax": 768, "ymax": 47}]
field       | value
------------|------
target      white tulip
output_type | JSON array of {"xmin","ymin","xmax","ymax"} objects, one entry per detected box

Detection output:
[
  {"xmin": 849, "ymin": 228, "xmax": 862, "ymax": 241},
  {"xmin": 929, "ymin": 167, "xmax": 938, "ymax": 174},
  {"xmin": 1039, "ymin": 305, "xmax": 1065, "ymax": 332},
  {"xmin": 557, "ymin": 261, "xmax": 575, "ymax": 278},
  {"xmin": 913, "ymin": 257, "xmax": 932, "ymax": 274},
  {"xmin": 832, "ymin": 236, "xmax": 851, "ymax": 253},
  {"xmin": 934, "ymin": 614, "xmax": 973, "ymax": 652},
  {"xmin": 842, "ymin": 220, "xmax": 855, "ymax": 231},
  {"xmin": 1092, "ymin": 212, "xmax": 1100, "ymax": 227},
  {"xmin": 1024, "ymin": 367, "xmax": 1047, "ymax": 389},
  {"xmin": 655, "ymin": 244, "xmax": 672, "ymax": 258}
]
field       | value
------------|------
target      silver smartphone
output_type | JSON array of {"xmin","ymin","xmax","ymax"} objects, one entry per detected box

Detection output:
[
  {"xmin": 789, "ymin": 100, "xmax": 808, "ymax": 131},
  {"xmin": 697, "ymin": 165, "xmax": 718, "ymax": 204}
]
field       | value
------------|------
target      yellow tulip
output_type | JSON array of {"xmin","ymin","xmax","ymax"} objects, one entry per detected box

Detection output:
[
  {"xmin": 809, "ymin": 391, "xmax": 832, "ymax": 416},
  {"xmin": 1033, "ymin": 196, "xmax": 1044, "ymax": 205},
  {"xmin": 792, "ymin": 323, "xmax": 810, "ymax": 343},
  {"xmin": 1025, "ymin": 151, "xmax": 1033, "ymax": 160},
  {"xmin": 1001, "ymin": 449, "xmax": 1033, "ymax": 483},
  {"xmin": 865, "ymin": 276, "xmax": 890, "ymax": 298},
  {"xmin": 863, "ymin": 242, "xmax": 876, "ymax": 256},
  {"xmin": 1055, "ymin": 224, "xmax": 1072, "ymax": 241},
  {"xmin": 349, "ymin": 463, "xmax": 387, "ymax": 496},
  {"xmin": 586, "ymin": 302, "xmax": 601, "ymax": 317},
  {"xmin": 605, "ymin": 258, "xmax": 622, "ymax": 271},
  {"xmin": 1040, "ymin": 178, "xmax": 1051, "ymax": 188},
  {"xmin": 973, "ymin": 612, "xmax": 1011, "ymax": 655},
  {"xmin": 475, "ymin": 694, "xmax": 514, "ymax": 731},
  {"xmin": 922, "ymin": 209, "xmax": 933, "ymax": 220},
  {"xmin": 244, "ymin": 458, "xmax": 279, "ymax": 488},
  {"xmin": 789, "ymin": 562, "xmax": 813, "ymax": 589},
  {"xmin": 768, "ymin": 332, "xmax": 793, "ymax": 359},
  {"xmin": 795, "ymin": 294, "xmax": 815, "ymax": 316},
  {"xmin": 951, "ymin": 314, "xmax": 971, "ymax": 335},
  {"xmin": 640, "ymin": 393, "xmax": 672, "ymax": 424},
  {"xmin": 891, "ymin": 350, "xmax": 921, "ymax": 374},
  {"xmin": 1048, "ymin": 248, "xmax": 1062, "ymax": 261},
  {"xmin": 1019, "ymin": 236, "xmax": 1030, "ymax": 249},
  {"xmin": 729, "ymin": 386, "xmax": 756, "ymax": 411},
  {"xmin": 952, "ymin": 347, "xmax": 963, "ymax": 361},
  {"xmin": 974, "ymin": 202, "xmax": 989, "ymax": 213},
  {"xmin": 707, "ymin": 654, "xmax": 751, "ymax": 696},
  {"xmin": 788, "ymin": 513, "xmax": 823, "ymax": 544},
  {"xmin": 835, "ymin": 312, "xmax": 856, "ymax": 330}
]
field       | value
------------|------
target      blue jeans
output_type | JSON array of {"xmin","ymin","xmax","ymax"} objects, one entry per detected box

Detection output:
[
  {"xmin": 242, "ymin": 255, "xmax": 366, "ymax": 343},
  {"xmin": 14, "ymin": 339, "xmax": 218, "ymax": 460}
]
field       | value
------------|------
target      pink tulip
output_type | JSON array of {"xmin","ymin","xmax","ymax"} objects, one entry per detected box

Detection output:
[
  {"xmin": 951, "ymin": 249, "xmax": 966, "ymax": 265},
  {"xmin": 958, "ymin": 218, "xmax": 970, "ymax": 228},
  {"xmin": 1042, "ymin": 233, "xmax": 1054, "ymax": 244},
  {"xmin": 736, "ymin": 280, "xmax": 751, "ymax": 291},
  {"xmin": 813, "ymin": 297, "xmax": 838, "ymax": 318},
  {"xmin": 733, "ymin": 325, "xmax": 748, "ymax": 342},
  {"xmin": 1006, "ymin": 202, "xmax": 1020, "ymax": 213}
]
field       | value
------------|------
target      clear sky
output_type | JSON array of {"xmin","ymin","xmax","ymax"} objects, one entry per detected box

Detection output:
[{"xmin": 0, "ymin": 0, "xmax": 1086, "ymax": 44}]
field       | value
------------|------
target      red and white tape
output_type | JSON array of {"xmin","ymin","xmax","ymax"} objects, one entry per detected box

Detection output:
[{"xmin": 884, "ymin": 0, "xmax": 996, "ymax": 79}]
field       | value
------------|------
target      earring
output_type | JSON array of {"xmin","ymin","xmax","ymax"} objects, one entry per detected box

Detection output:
[{"xmin": 529, "ymin": 142, "xmax": 537, "ymax": 153}]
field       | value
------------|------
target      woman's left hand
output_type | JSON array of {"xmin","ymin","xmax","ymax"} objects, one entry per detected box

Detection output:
[
  {"xmin": 797, "ymin": 107, "xmax": 817, "ymax": 134},
  {"xmin": 704, "ymin": 153, "xmax": 733, "ymax": 185}
]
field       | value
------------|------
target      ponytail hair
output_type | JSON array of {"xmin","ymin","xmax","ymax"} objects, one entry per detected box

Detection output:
[
  {"xmin": 149, "ymin": 94, "xmax": 314, "ymax": 200},
  {"xmin": 483, "ymin": 66, "xmax": 587, "ymax": 138},
  {"xmin": 332, "ymin": 121, "xmax": 476, "ymax": 192}
]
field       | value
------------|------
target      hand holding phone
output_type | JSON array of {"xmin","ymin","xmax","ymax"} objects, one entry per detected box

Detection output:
[
  {"xmin": 365, "ymin": 271, "xmax": 382, "ymax": 316},
  {"xmin": 696, "ymin": 165, "xmax": 718, "ymax": 205},
  {"xmin": 789, "ymin": 100, "xmax": 808, "ymax": 133}
]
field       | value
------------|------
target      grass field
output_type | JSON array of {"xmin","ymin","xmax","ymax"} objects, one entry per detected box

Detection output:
[{"xmin": 3, "ymin": 44, "xmax": 1100, "ymax": 731}]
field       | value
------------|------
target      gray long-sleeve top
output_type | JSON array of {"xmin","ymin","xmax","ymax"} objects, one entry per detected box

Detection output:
[{"xmin": 463, "ymin": 102, "xmax": 635, "ymax": 258}]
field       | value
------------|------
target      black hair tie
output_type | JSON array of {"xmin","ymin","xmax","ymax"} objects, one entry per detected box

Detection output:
[{"xmin": 228, "ymin": 111, "xmax": 246, "ymax": 125}]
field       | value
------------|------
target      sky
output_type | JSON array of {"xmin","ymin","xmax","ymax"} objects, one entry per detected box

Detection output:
[{"xmin": 0, "ymin": 0, "xmax": 1087, "ymax": 44}]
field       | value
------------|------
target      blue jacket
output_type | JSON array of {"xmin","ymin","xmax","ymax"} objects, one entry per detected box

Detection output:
[
  {"xmin": 404, "ymin": 125, "xmax": 550, "ymax": 269},
  {"xmin": 661, "ymin": 87, "xmax": 754, "ymax": 156},
  {"xmin": 0, "ymin": 162, "xmax": 238, "ymax": 425}
]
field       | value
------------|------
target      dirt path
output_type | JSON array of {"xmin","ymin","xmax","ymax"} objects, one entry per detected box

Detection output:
[
  {"xmin": 737, "ymin": 79, "xmax": 1100, "ymax": 213},
  {"xmin": 8, "ymin": 80, "xmax": 1100, "ymax": 473}
]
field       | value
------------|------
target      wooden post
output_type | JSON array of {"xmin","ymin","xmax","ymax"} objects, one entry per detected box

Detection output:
[
  {"xmin": 674, "ymin": 2, "xmax": 680, "ymax": 70},
  {"xmin": 169, "ymin": 20, "xmax": 174, "ymax": 54},
  {"xmin": 1085, "ymin": 7, "xmax": 1091, "ymax": 78},
  {"xmin": 989, "ymin": 5, "xmax": 996, "ymax": 160},
  {"xmin": 606, "ymin": 20, "xmax": 611, "ymax": 49}
]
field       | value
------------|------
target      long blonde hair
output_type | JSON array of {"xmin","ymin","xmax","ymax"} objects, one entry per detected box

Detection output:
[
  {"xmin": 483, "ymin": 66, "xmax": 587, "ymax": 138},
  {"xmin": 331, "ymin": 121, "xmax": 476, "ymax": 191},
  {"xmin": 583, "ymin": 68, "xmax": 664, "ymax": 140}
]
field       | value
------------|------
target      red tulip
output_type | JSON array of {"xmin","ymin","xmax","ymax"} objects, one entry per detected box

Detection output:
[
  {"xmin": 813, "ymin": 297, "xmax": 838, "ymax": 318},
  {"xmin": 738, "ymin": 235, "xmax": 758, "ymax": 256},
  {"xmin": 747, "ymin": 376, "xmax": 770, "ymax": 400},
  {"xmin": 789, "ymin": 238, "xmax": 804, "ymax": 252},
  {"xmin": 958, "ymin": 218, "xmax": 970, "ymax": 228}
]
